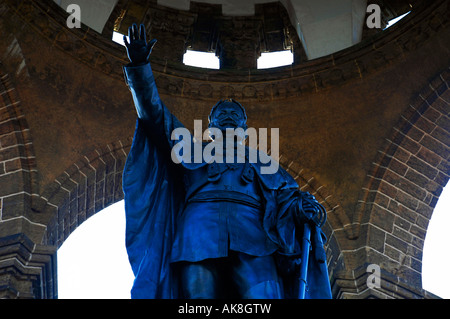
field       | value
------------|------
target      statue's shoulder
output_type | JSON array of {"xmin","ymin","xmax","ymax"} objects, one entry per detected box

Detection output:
[{"xmin": 249, "ymin": 153, "xmax": 298, "ymax": 190}]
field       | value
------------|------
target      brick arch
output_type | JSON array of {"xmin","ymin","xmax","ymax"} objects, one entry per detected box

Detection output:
[
  {"xmin": 0, "ymin": 65, "xmax": 56, "ymax": 298},
  {"xmin": 41, "ymin": 139, "xmax": 132, "ymax": 247},
  {"xmin": 0, "ymin": 66, "xmax": 41, "ymax": 232},
  {"xmin": 353, "ymin": 68, "xmax": 450, "ymax": 298},
  {"xmin": 43, "ymin": 136, "xmax": 346, "ymax": 295},
  {"xmin": 45, "ymin": 145, "xmax": 345, "ymax": 249}
]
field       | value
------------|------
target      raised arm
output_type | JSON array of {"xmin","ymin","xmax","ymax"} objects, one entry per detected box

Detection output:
[{"xmin": 123, "ymin": 24, "xmax": 184, "ymax": 147}]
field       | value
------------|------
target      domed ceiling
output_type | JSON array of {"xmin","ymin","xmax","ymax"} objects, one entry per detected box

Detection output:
[{"xmin": 53, "ymin": 0, "xmax": 415, "ymax": 61}]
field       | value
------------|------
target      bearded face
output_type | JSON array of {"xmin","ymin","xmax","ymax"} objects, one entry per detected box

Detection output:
[{"xmin": 208, "ymin": 100, "xmax": 248, "ymax": 132}]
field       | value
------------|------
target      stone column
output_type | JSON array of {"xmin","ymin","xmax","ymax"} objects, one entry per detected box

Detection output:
[
  {"xmin": 215, "ymin": 17, "xmax": 263, "ymax": 70},
  {"xmin": 0, "ymin": 234, "xmax": 57, "ymax": 299}
]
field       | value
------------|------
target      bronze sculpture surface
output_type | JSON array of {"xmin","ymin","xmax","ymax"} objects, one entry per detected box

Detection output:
[{"xmin": 122, "ymin": 24, "xmax": 331, "ymax": 299}]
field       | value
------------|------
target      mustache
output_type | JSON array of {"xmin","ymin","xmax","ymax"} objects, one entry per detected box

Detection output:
[
  {"xmin": 220, "ymin": 119, "xmax": 237, "ymax": 125},
  {"xmin": 216, "ymin": 117, "xmax": 238, "ymax": 126}
]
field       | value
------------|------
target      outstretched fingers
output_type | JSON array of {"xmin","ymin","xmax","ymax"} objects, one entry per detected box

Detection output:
[
  {"xmin": 124, "ymin": 25, "xmax": 133, "ymax": 47},
  {"xmin": 139, "ymin": 24, "xmax": 146, "ymax": 42},
  {"xmin": 128, "ymin": 24, "xmax": 133, "ymax": 41},
  {"xmin": 133, "ymin": 23, "xmax": 139, "ymax": 40},
  {"xmin": 124, "ymin": 23, "xmax": 140, "ymax": 47},
  {"xmin": 148, "ymin": 38, "xmax": 157, "ymax": 52}
]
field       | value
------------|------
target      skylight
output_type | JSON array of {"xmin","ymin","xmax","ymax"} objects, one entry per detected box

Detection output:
[
  {"xmin": 183, "ymin": 49, "xmax": 220, "ymax": 69},
  {"xmin": 384, "ymin": 11, "xmax": 411, "ymax": 30},
  {"xmin": 112, "ymin": 31, "xmax": 126, "ymax": 46},
  {"xmin": 257, "ymin": 50, "xmax": 293, "ymax": 69},
  {"xmin": 113, "ymin": 34, "xmax": 293, "ymax": 70}
]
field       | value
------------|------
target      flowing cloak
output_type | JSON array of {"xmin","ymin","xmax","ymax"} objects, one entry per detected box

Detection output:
[{"xmin": 122, "ymin": 63, "xmax": 332, "ymax": 299}]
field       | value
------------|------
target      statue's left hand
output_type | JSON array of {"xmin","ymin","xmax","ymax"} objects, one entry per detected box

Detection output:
[
  {"xmin": 298, "ymin": 192, "xmax": 326, "ymax": 227},
  {"xmin": 123, "ymin": 23, "xmax": 157, "ymax": 65}
]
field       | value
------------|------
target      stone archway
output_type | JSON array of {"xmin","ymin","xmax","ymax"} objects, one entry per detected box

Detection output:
[
  {"xmin": 40, "ymin": 139, "xmax": 132, "ymax": 248},
  {"xmin": 0, "ymin": 67, "xmax": 39, "ymax": 234},
  {"xmin": 0, "ymin": 66, "xmax": 56, "ymax": 299},
  {"xmin": 347, "ymin": 68, "xmax": 449, "ymax": 298},
  {"xmin": 45, "ymin": 143, "xmax": 345, "ymax": 298}
]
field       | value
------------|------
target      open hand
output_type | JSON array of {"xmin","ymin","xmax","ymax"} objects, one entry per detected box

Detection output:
[{"xmin": 123, "ymin": 23, "xmax": 157, "ymax": 65}]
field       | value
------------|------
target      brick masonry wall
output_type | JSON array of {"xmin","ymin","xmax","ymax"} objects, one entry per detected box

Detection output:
[
  {"xmin": 0, "ymin": 68, "xmax": 56, "ymax": 298},
  {"xmin": 0, "ymin": 66, "xmax": 50, "ymax": 241},
  {"xmin": 41, "ymin": 140, "xmax": 131, "ymax": 248},
  {"xmin": 346, "ymin": 69, "xmax": 450, "ymax": 298},
  {"xmin": 0, "ymin": 71, "xmax": 34, "ymax": 222},
  {"xmin": 0, "ymin": 0, "xmax": 448, "ymax": 299}
]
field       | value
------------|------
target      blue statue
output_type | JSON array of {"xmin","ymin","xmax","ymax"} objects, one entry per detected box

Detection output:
[{"xmin": 122, "ymin": 24, "xmax": 332, "ymax": 299}]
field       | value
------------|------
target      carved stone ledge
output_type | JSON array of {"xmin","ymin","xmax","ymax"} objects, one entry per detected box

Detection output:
[
  {"xmin": 2, "ymin": 0, "xmax": 447, "ymax": 102},
  {"xmin": 0, "ymin": 233, "xmax": 56, "ymax": 299}
]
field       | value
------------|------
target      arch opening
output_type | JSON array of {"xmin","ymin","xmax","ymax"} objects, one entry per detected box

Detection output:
[
  {"xmin": 57, "ymin": 200, "xmax": 133, "ymax": 299},
  {"xmin": 55, "ymin": 159, "xmax": 343, "ymax": 298},
  {"xmin": 422, "ymin": 181, "xmax": 450, "ymax": 299}
]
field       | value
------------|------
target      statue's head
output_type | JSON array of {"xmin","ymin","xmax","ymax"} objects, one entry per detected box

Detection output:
[{"xmin": 208, "ymin": 99, "xmax": 248, "ymax": 131}]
